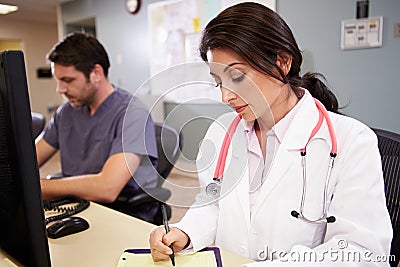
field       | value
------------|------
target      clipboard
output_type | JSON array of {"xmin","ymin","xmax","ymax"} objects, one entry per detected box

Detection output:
[{"xmin": 117, "ymin": 247, "xmax": 222, "ymax": 267}]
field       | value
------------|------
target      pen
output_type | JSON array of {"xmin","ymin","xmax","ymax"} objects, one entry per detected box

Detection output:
[{"xmin": 161, "ymin": 204, "xmax": 175, "ymax": 266}]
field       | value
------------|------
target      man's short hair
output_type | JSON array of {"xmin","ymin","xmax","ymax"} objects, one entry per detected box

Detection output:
[{"xmin": 47, "ymin": 32, "xmax": 110, "ymax": 79}]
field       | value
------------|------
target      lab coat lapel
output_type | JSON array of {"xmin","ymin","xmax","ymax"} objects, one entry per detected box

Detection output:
[
  {"xmin": 251, "ymin": 92, "xmax": 321, "ymax": 218},
  {"xmin": 226, "ymin": 121, "xmax": 251, "ymax": 229},
  {"xmin": 250, "ymin": 144, "xmax": 297, "ymax": 219}
]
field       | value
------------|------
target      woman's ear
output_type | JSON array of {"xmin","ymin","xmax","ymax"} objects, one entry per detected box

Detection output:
[{"xmin": 276, "ymin": 53, "xmax": 292, "ymax": 76}]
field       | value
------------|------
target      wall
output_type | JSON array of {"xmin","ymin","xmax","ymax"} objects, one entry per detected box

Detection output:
[
  {"xmin": 61, "ymin": 0, "xmax": 163, "ymax": 95},
  {"xmin": 60, "ymin": 0, "xmax": 400, "ymax": 134},
  {"xmin": 278, "ymin": 0, "xmax": 400, "ymax": 133},
  {"xmin": 0, "ymin": 18, "xmax": 63, "ymax": 121}
]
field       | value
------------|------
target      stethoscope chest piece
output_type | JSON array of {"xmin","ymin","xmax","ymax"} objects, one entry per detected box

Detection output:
[
  {"xmin": 206, "ymin": 179, "xmax": 221, "ymax": 199},
  {"xmin": 206, "ymin": 114, "xmax": 243, "ymax": 200}
]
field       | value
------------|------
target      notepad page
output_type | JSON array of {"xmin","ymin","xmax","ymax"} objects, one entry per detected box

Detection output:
[{"xmin": 117, "ymin": 251, "xmax": 217, "ymax": 267}]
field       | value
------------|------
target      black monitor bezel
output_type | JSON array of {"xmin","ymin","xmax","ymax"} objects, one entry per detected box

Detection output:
[{"xmin": 0, "ymin": 50, "xmax": 51, "ymax": 267}]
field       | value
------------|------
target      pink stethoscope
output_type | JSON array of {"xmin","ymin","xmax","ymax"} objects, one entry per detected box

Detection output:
[{"xmin": 205, "ymin": 98, "xmax": 337, "ymax": 224}]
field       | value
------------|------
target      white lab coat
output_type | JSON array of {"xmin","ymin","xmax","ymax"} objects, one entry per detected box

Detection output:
[{"xmin": 175, "ymin": 90, "xmax": 392, "ymax": 266}]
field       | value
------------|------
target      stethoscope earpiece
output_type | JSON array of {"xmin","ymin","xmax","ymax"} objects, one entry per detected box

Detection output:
[
  {"xmin": 326, "ymin": 216, "xmax": 336, "ymax": 223},
  {"xmin": 291, "ymin": 210, "xmax": 300, "ymax": 218},
  {"xmin": 291, "ymin": 209, "xmax": 336, "ymax": 224}
]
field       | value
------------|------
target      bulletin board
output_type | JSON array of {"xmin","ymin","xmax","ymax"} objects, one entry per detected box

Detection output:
[
  {"xmin": 148, "ymin": 0, "xmax": 276, "ymax": 76},
  {"xmin": 148, "ymin": 0, "xmax": 204, "ymax": 76}
]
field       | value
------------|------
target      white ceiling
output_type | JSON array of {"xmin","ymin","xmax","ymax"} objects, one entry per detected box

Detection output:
[{"xmin": 0, "ymin": 0, "xmax": 72, "ymax": 23}]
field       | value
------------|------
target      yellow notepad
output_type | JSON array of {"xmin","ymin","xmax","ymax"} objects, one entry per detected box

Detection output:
[{"xmin": 117, "ymin": 248, "xmax": 220, "ymax": 267}]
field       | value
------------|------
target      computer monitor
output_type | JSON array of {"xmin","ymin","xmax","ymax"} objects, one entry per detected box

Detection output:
[{"xmin": 0, "ymin": 50, "xmax": 51, "ymax": 266}]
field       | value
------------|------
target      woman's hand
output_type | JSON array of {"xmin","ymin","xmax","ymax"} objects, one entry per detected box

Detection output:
[{"xmin": 149, "ymin": 226, "xmax": 190, "ymax": 262}]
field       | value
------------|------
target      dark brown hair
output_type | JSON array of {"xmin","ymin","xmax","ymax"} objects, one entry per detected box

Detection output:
[
  {"xmin": 199, "ymin": 2, "xmax": 339, "ymax": 113},
  {"xmin": 47, "ymin": 32, "xmax": 110, "ymax": 79}
]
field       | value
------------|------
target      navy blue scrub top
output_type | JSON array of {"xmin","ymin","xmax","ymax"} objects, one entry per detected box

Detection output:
[{"xmin": 43, "ymin": 87, "xmax": 158, "ymax": 190}]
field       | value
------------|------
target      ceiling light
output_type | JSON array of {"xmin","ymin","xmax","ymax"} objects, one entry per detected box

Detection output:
[{"xmin": 0, "ymin": 4, "xmax": 18, "ymax": 15}]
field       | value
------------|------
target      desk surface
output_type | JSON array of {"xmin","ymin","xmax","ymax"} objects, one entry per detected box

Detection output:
[{"xmin": 48, "ymin": 203, "xmax": 253, "ymax": 267}]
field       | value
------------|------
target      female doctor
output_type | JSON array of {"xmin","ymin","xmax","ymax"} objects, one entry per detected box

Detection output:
[{"xmin": 149, "ymin": 2, "xmax": 392, "ymax": 265}]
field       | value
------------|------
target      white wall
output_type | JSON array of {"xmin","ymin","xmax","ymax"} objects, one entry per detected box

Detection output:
[{"xmin": 0, "ymin": 18, "xmax": 63, "ymax": 121}]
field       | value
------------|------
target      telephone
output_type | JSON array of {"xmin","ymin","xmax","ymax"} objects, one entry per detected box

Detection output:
[{"xmin": 43, "ymin": 195, "xmax": 90, "ymax": 225}]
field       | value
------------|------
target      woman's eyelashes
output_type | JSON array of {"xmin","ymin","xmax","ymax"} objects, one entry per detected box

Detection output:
[
  {"xmin": 230, "ymin": 69, "xmax": 245, "ymax": 83},
  {"xmin": 213, "ymin": 73, "xmax": 245, "ymax": 88},
  {"xmin": 214, "ymin": 77, "xmax": 222, "ymax": 87},
  {"xmin": 232, "ymin": 73, "xmax": 245, "ymax": 83}
]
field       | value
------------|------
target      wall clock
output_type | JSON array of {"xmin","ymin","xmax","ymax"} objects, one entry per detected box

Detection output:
[{"xmin": 125, "ymin": 0, "xmax": 141, "ymax": 14}]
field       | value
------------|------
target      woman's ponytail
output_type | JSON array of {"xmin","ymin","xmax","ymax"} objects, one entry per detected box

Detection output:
[{"xmin": 301, "ymin": 72, "xmax": 340, "ymax": 114}]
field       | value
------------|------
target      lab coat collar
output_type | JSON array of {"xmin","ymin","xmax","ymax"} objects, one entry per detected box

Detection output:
[
  {"xmin": 282, "ymin": 89, "xmax": 329, "ymax": 150},
  {"xmin": 242, "ymin": 89, "xmax": 325, "ymax": 150}
]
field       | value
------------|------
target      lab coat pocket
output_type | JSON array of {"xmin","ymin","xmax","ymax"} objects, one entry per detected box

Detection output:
[{"xmin": 274, "ymin": 200, "xmax": 327, "ymax": 251}]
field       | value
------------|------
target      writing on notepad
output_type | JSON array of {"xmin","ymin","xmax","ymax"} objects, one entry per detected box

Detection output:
[{"xmin": 118, "ymin": 251, "xmax": 218, "ymax": 267}]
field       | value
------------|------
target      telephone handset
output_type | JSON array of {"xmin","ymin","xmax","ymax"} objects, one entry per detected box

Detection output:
[{"xmin": 43, "ymin": 195, "xmax": 90, "ymax": 225}]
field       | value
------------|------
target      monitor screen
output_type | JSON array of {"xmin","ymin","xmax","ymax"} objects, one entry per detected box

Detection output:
[{"xmin": 0, "ymin": 50, "xmax": 51, "ymax": 266}]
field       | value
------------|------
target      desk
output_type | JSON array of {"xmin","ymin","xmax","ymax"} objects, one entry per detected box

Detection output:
[{"xmin": 48, "ymin": 202, "xmax": 253, "ymax": 267}]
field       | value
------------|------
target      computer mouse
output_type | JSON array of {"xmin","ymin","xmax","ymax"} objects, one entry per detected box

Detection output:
[{"xmin": 47, "ymin": 216, "xmax": 89, "ymax": 239}]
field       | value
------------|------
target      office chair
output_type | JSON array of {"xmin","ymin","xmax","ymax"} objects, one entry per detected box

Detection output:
[
  {"xmin": 116, "ymin": 123, "xmax": 183, "ymax": 225},
  {"xmin": 372, "ymin": 128, "xmax": 400, "ymax": 267},
  {"xmin": 31, "ymin": 112, "xmax": 46, "ymax": 139}
]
